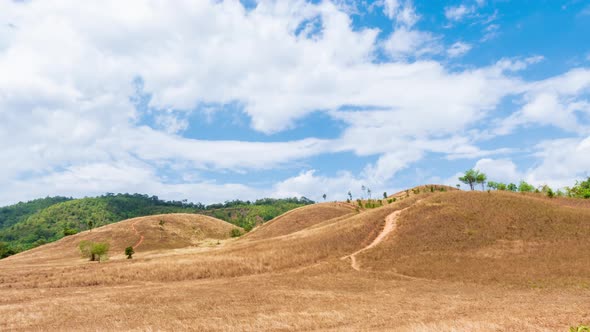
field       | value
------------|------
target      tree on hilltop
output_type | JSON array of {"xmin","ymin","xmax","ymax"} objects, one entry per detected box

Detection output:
[
  {"xmin": 459, "ymin": 169, "xmax": 486, "ymax": 191},
  {"xmin": 476, "ymin": 172, "xmax": 487, "ymax": 190}
]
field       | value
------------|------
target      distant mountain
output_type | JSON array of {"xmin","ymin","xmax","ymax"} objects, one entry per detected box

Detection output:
[{"xmin": 0, "ymin": 193, "xmax": 313, "ymax": 258}]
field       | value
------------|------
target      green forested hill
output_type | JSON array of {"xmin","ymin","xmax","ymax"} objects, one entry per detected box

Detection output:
[
  {"xmin": 0, "ymin": 194, "xmax": 313, "ymax": 258},
  {"xmin": 0, "ymin": 197, "xmax": 73, "ymax": 230}
]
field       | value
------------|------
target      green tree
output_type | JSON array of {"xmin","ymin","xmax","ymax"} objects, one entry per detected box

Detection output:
[
  {"xmin": 347, "ymin": 191, "xmax": 352, "ymax": 201},
  {"xmin": 459, "ymin": 169, "xmax": 485, "ymax": 191},
  {"xmin": 383, "ymin": 192, "xmax": 387, "ymax": 199},
  {"xmin": 567, "ymin": 177, "xmax": 590, "ymax": 198},
  {"xmin": 79, "ymin": 240, "xmax": 109, "ymax": 262},
  {"xmin": 476, "ymin": 172, "xmax": 487, "ymax": 190},
  {"xmin": 125, "ymin": 246, "xmax": 134, "ymax": 259},
  {"xmin": 322, "ymin": 193, "xmax": 327, "ymax": 201},
  {"xmin": 518, "ymin": 181, "xmax": 535, "ymax": 193},
  {"xmin": 230, "ymin": 228, "xmax": 242, "ymax": 237},
  {"xmin": 91, "ymin": 242, "xmax": 110, "ymax": 262},
  {"xmin": 487, "ymin": 181, "xmax": 498, "ymax": 190},
  {"xmin": 507, "ymin": 183, "xmax": 517, "ymax": 192}
]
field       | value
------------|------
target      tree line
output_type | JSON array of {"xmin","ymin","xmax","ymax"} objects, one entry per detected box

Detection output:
[{"xmin": 458, "ymin": 169, "xmax": 590, "ymax": 198}]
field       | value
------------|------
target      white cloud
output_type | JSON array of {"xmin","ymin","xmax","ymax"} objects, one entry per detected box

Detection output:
[
  {"xmin": 445, "ymin": 5, "xmax": 473, "ymax": 22},
  {"xmin": 381, "ymin": 0, "xmax": 419, "ymax": 27},
  {"xmin": 0, "ymin": 0, "xmax": 589, "ymax": 205},
  {"xmin": 382, "ymin": 27, "xmax": 441, "ymax": 58},
  {"xmin": 272, "ymin": 169, "xmax": 363, "ymax": 201},
  {"xmin": 447, "ymin": 41, "xmax": 472, "ymax": 58},
  {"xmin": 1, "ymin": 162, "xmax": 265, "ymax": 206},
  {"xmin": 493, "ymin": 67, "xmax": 590, "ymax": 135},
  {"xmin": 474, "ymin": 158, "xmax": 521, "ymax": 183},
  {"xmin": 525, "ymin": 136, "xmax": 590, "ymax": 189},
  {"xmin": 481, "ymin": 23, "xmax": 500, "ymax": 41}
]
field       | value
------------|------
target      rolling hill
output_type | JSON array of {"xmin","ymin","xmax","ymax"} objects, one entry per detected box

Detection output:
[
  {"xmin": 0, "ymin": 187, "xmax": 588, "ymax": 330},
  {"xmin": 3, "ymin": 213, "xmax": 241, "ymax": 266},
  {"xmin": 0, "ymin": 194, "xmax": 312, "ymax": 257}
]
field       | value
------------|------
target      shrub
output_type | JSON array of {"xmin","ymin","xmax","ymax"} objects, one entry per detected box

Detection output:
[
  {"xmin": 79, "ymin": 240, "xmax": 92, "ymax": 258},
  {"xmin": 91, "ymin": 242, "xmax": 110, "ymax": 262},
  {"xmin": 32, "ymin": 239, "xmax": 47, "ymax": 248},
  {"xmin": 79, "ymin": 240, "xmax": 110, "ymax": 262},
  {"xmin": 230, "ymin": 228, "xmax": 242, "ymax": 238},
  {"xmin": 547, "ymin": 188, "xmax": 555, "ymax": 198},
  {"xmin": 570, "ymin": 325, "xmax": 590, "ymax": 332},
  {"xmin": 63, "ymin": 228, "xmax": 78, "ymax": 236},
  {"xmin": 518, "ymin": 181, "xmax": 535, "ymax": 193},
  {"xmin": 125, "ymin": 246, "xmax": 135, "ymax": 259}
]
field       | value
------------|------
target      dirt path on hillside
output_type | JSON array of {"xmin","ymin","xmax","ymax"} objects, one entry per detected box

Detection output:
[
  {"xmin": 343, "ymin": 202, "xmax": 420, "ymax": 272},
  {"xmin": 131, "ymin": 220, "xmax": 145, "ymax": 249}
]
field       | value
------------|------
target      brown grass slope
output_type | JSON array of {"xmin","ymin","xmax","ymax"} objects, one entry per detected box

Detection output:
[
  {"xmin": 0, "ymin": 199, "xmax": 415, "ymax": 289},
  {"xmin": 2, "ymin": 213, "xmax": 241, "ymax": 265},
  {"xmin": 360, "ymin": 190, "xmax": 590, "ymax": 287},
  {"xmin": 0, "ymin": 191, "xmax": 589, "ymax": 331},
  {"xmin": 246, "ymin": 202, "xmax": 356, "ymax": 240}
]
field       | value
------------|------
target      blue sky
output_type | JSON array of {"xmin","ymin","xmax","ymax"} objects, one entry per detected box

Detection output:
[{"xmin": 0, "ymin": 0, "xmax": 589, "ymax": 205}]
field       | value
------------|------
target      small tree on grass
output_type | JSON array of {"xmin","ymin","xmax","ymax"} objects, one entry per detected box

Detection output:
[
  {"xmin": 230, "ymin": 228, "xmax": 242, "ymax": 237},
  {"xmin": 91, "ymin": 242, "xmax": 110, "ymax": 262},
  {"xmin": 79, "ymin": 240, "xmax": 92, "ymax": 259},
  {"xmin": 476, "ymin": 172, "xmax": 487, "ymax": 190},
  {"xmin": 457, "ymin": 169, "xmax": 488, "ymax": 190},
  {"xmin": 125, "ymin": 246, "xmax": 135, "ymax": 259},
  {"xmin": 79, "ymin": 240, "xmax": 110, "ymax": 262},
  {"xmin": 322, "ymin": 193, "xmax": 327, "ymax": 201},
  {"xmin": 518, "ymin": 180, "xmax": 535, "ymax": 193}
]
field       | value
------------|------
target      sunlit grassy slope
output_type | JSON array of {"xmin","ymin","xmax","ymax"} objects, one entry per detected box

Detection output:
[{"xmin": 0, "ymin": 188, "xmax": 589, "ymax": 331}]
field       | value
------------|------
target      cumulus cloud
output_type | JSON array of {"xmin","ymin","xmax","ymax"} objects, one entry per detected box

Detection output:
[
  {"xmin": 474, "ymin": 158, "xmax": 521, "ymax": 183},
  {"xmin": 381, "ymin": 0, "xmax": 420, "ymax": 27},
  {"xmin": 526, "ymin": 136, "xmax": 590, "ymax": 188},
  {"xmin": 382, "ymin": 27, "xmax": 441, "ymax": 58},
  {"xmin": 0, "ymin": 0, "xmax": 589, "ymax": 204}
]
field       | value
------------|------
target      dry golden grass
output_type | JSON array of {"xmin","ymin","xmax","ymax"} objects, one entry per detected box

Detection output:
[
  {"xmin": 0, "ymin": 190, "xmax": 589, "ymax": 331},
  {"xmin": 361, "ymin": 190, "xmax": 590, "ymax": 288},
  {"xmin": 0, "ymin": 213, "xmax": 241, "ymax": 266}
]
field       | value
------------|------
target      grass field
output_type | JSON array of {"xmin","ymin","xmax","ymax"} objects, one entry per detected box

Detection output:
[{"xmin": 0, "ymin": 189, "xmax": 588, "ymax": 331}]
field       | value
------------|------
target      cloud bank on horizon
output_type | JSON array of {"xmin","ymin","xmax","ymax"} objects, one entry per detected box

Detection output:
[{"xmin": 0, "ymin": 0, "xmax": 589, "ymax": 205}]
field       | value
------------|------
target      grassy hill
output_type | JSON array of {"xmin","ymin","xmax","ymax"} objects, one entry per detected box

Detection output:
[
  {"xmin": 0, "ymin": 194, "xmax": 313, "ymax": 257},
  {"xmin": 5, "ymin": 213, "xmax": 241, "ymax": 266},
  {"xmin": 1, "ymin": 187, "xmax": 589, "ymax": 330},
  {"xmin": 360, "ymin": 190, "xmax": 590, "ymax": 287}
]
